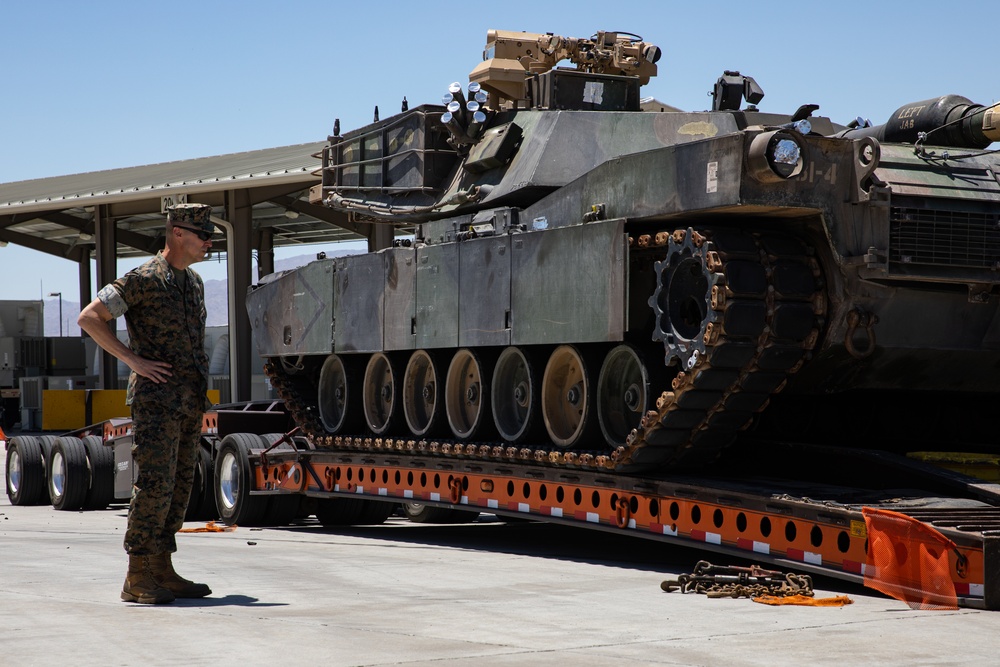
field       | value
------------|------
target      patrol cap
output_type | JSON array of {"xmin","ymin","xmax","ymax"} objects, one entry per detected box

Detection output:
[{"xmin": 166, "ymin": 203, "xmax": 219, "ymax": 235}]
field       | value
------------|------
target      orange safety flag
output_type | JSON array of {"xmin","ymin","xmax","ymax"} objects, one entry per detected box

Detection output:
[{"xmin": 862, "ymin": 507, "xmax": 958, "ymax": 610}]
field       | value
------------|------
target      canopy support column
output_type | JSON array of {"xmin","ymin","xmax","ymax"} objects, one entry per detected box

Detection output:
[
  {"xmin": 93, "ymin": 205, "xmax": 118, "ymax": 390},
  {"xmin": 224, "ymin": 189, "xmax": 254, "ymax": 402}
]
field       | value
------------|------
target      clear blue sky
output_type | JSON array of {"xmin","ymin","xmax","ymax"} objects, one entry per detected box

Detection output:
[{"xmin": 2, "ymin": 0, "xmax": 998, "ymax": 310}]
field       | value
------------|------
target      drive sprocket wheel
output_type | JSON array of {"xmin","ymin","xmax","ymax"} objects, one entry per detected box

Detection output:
[{"xmin": 648, "ymin": 228, "xmax": 722, "ymax": 372}]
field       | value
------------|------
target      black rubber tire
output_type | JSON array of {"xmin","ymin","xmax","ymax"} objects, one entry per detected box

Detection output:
[
  {"xmin": 5, "ymin": 436, "xmax": 46, "ymax": 506},
  {"xmin": 48, "ymin": 437, "xmax": 89, "ymax": 511},
  {"xmin": 214, "ymin": 433, "xmax": 270, "ymax": 526},
  {"xmin": 260, "ymin": 495, "xmax": 302, "ymax": 527},
  {"xmin": 251, "ymin": 433, "xmax": 302, "ymax": 527},
  {"xmin": 315, "ymin": 497, "xmax": 365, "ymax": 526},
  {"xmin": 186, "ymin": 442, "xmax": 218, "ymax": 521},
  {"xmin": 315, "ymin": 497, "xmax": 394, "ymax": 526},
  {"xmin": 356, "ymin": 499, "xmax": 396, "ymax": 525},
  {"xmin": 37, "ymin": 435, "xmax": 58, "ymax": 488},
  {"xmin": 402, "ymin": 502, "xmax": 480, "ymax": 524},
  {"xmin": 82, "ymin": 435, "xmax": 115, "ymax": 510}
]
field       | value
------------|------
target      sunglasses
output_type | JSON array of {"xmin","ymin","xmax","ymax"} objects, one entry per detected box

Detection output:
[{"xmin": 174, "ymin": 225, "xmax": 214, "ymax": 242}]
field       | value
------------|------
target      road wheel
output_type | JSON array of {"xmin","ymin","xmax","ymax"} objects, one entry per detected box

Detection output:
[
  {"xmin": 5, "ymin": 436, "xmax": 46, "ymax": 506},
  {"xmin": 445, "ymin": 348, "xmax": 497, "ymax": 441},
  {"xmin": 492, "ymin": 346, "xmax": 545, "ymax": 443},
  {"xmin": 362, "ymin": 352, "xmax": 402, "ymax": 435},
  {"xmin": 402, "ymin": 350, "xmax": 446, "ymax": 437},
  {"xmin": 214, "ymin": 433, "xmax": 269, "ymax": 526},
  {"xmin": 541, "ymin": 345, "xmax": 598, "ymax": 449},
  {"xmin": 82, "ymin": 435, "xmax": 115, "ymax": 510},
  {"xmin": 49, "ymin": 437, "xmax": 89, "ymax": 511},
  {"xmin": 596, "ymin": 344, "xmax": 658, "ymax": 448},
  {"xmin": 318, "ymin": 354, "xmax": 362, "ymax": 433}
]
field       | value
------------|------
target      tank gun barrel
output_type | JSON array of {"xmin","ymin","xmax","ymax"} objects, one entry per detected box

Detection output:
[
  {"xmin": 840, "ymin": 95, "xmax": 1000, "ymax": 149},
  {"xmin": 469, "ymin": 29, "xmax": 661, "ymax": 109}
]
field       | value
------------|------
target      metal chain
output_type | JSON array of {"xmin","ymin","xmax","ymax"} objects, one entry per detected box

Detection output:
[{"xmin": 660, "ymin": 560, "xmax": 815, "ymax": 599}]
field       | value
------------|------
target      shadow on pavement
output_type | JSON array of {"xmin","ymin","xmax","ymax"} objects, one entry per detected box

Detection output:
[{"xmin": 173, "ymin": 594, "xmax": 288, "ymax": 608}]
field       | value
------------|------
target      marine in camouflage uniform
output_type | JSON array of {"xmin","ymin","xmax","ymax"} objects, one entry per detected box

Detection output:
[{"xmin": 78, "ymin": 203, "xmax": 220, "ymax": 604}]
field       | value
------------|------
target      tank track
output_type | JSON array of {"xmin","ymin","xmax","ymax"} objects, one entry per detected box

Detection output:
[{"xmin": 264, "ymin": 227, "xmax": 825, "ymax": 473}]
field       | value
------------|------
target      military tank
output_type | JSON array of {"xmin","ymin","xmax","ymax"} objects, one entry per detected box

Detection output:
[{"xmin": 247, "ymin": 29, "xmax": 1000, "ymax": 473}]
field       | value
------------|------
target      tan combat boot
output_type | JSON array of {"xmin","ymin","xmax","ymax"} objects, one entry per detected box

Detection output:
[
  {"xmin": 148, "ymin": 553, "xmax": 212, "ymax": 598},
  {"xmin": 121, "ymin": 554, "xmax": 175, "ymax": 604}
]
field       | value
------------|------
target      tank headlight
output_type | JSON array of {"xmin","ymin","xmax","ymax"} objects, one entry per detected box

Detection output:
[
  {"xmin": 792, "ymin": 118, "xmax": 811, "ymax": 135},
  {"xmin": 748, "ymin": 130, "xmax": 805, "ymax": 183}
]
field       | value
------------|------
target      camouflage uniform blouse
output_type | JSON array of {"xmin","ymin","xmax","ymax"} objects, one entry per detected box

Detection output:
[{"xmin": 97, "ymin": 251, "xmax": 210, "ymax": 409}]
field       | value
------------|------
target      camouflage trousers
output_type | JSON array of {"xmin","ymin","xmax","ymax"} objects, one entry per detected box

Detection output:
[{"xmin": 123, "ymin": 394, "xmax": 203, "ymax": 555}]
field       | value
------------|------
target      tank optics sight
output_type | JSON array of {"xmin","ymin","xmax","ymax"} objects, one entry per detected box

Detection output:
[{"xmin": 713, "ymin": 71, "xmax": 764, "ymax": 112}]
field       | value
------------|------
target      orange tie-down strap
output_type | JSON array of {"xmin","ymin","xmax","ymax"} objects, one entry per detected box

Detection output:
[
  {"xmin": 753, "ymin": 594, "xmax": 853, "ymax": 607},
  {"xmin": 862, "ymin": 506, "xmax": 960, "ymax": 610},
  {"xmin": 178, "ymin": 521, "xmax": 237, "ymax": 533}
]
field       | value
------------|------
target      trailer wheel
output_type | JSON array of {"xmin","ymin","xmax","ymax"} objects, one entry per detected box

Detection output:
[
  {"xmin": 48, "ymin": 437, "xmax": 89, "ymax": 511},
  {"xmin": 5, "ymin": 436, "xmax": 46, "ymax": 505},
  {"xmin": 82, "ymin": 435, "xmax": 115, "ymax": 510},
  {"xmin": 215, "ymin": 433, "xmax": 269, "ymax": 526},
  {"xmin": 402, "ymin": 502, "xmax": 479, "ymax": 524},
  {"xmin": 357, "ymin": 499, "xmax": 395, "ymax": 524},
  {"xmin": 315, "ymin": 497, "xmax": 365, "ymax": 526},
  {"xmin": 37, "ymin": 435, "xmax": 57, "ymax": 486},
  {"xmin": 315, "ymin": 498, "xmax": 394, "ymax": 526},
  {"xmin": 261, "ymin": 495, "xmax": 301, "ymax": 526},
  {"xmin": 186, "ymin": 443, "xmax": 218, "ymax": 521}
]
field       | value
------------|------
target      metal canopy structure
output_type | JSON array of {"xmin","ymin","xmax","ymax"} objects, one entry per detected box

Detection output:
[{"xmin": 0, "ymin": 142, "xmax": 397, "ymax": 401}]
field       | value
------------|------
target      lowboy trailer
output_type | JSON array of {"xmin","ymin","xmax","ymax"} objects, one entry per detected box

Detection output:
[{"xmin": 9, "ymin": 399, "xmax": 999, "ymax": 610}]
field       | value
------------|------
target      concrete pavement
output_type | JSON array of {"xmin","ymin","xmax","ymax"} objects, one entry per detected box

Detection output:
[{"xmin": 2, "ymin": 454, "xmax": 999, "ymax": 667}]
